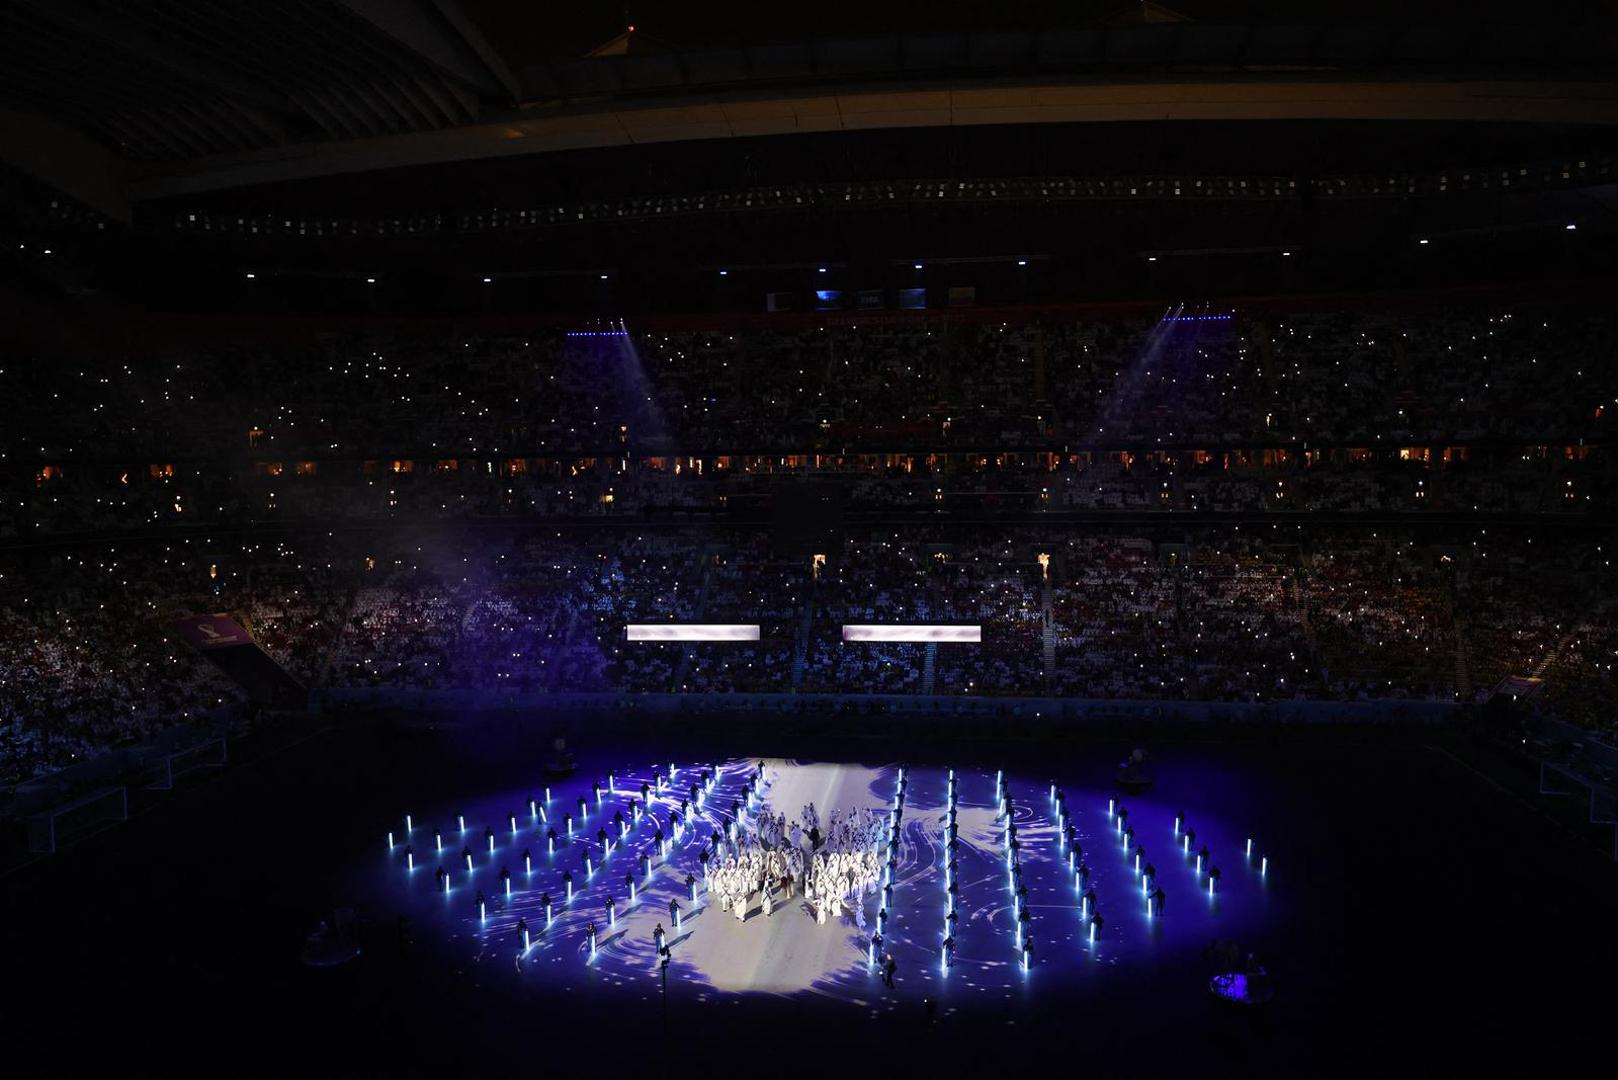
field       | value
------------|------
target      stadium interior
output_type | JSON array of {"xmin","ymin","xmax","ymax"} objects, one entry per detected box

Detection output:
[{"xmin": 2, "ymin": 1, "xmax": 1618, "ymax": 1074}]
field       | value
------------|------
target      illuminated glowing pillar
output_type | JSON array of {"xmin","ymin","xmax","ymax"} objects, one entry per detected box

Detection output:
[
  {"xmin": 464, "ymin": 852, "xmax": 473, "ymax": 872},
  {"xmin": 529, "ymin": 798, "xmax": 537, "ymax": 818},
  {"xmin": 1196, "ymin": 854, "xmax": 1203, "ymax": 874},
  {"xmin": 545, "ymin": 899, "xmax": 553, "ymax": 926},
  {"xmin": 388, "ymin": 831, "xmax": 395, "ymax": 849},
  {"xmin": 1183, "ymin": 835, "xmax": 1189, "ymax": 853},
  {"xmin": 545, "ymin": 787, "xmax": 551, "ymax": 804},
  {"xmin": 523, "ymin": 927, "xmax": 531, "ymax": 950},
  {"xmin": 510, "ymin": 814, "xmax": 517, "ymax": 834},
  {"xmin": 1108, "ymin": 798, "xmax": 1115, "ymax": 816},
  {"xmin": 585, "ymin": 854, "xmax": 593, "ymax": 877},
  {"xmin": 539, "ymin": 805, "xmax": 547, "ymax": 823},
  {"xmin": 589, "ymin": 926, "xmax": 597, "ymax": 958},
  {"xmin": 566, "ymin": 878, "xmax": 573, "ymax": 902},
  {"xmin": 1261, "ymin": 856, "xmax": 1268, "ymax": 876},
  {"xmin": 436, "ymin": 832, "xmax": 443, "ymax": 853},
  {"xmin": 407, "ymin": 850, "xmax": 414, "ymax": 871},
  {"xmin": 505, "ymin": 878, "xmax": 512, "ymax": 899},
  {"xmin": 525, "ymin": 851, "xmax": 532, "ymax": 874},
  {"xmin": 406, "ymin": 814, "xmax": 412, "ymax": 832},
  {"xmin": 608, "ymin": 773, "xmax": 615, "ymax": 793},
  {"xmin": 459, "ymin": 814, "xmax": 465, "ymax": 832},
  {"xmin": 442, "ymin": 872, "xmax": 450, "ymax": 894},
  {"xmin": 1246, "ymin": 838, "xmax": 1253, "ymax": 858},
  {"xmin": 488, "ymin": 835, "xmax": 495, "ymax": 855},
  {"xmin": 479, "ymin": 895, "xmax": 487, "ymax": 921}
]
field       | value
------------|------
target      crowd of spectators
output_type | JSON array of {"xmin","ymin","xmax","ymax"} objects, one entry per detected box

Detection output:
[
  {"xmin": 3, "ymin": 304, "xmax": 1615, "ymax": 534},
  {"xmin": 4, "ymin": 524, "xmax": 1613, "ymax": 784},
  {"xmin": 3, "ymin": 302, "xmax": 1616, "ymax": 784}
]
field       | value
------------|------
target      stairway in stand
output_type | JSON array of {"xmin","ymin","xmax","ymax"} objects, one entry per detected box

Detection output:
[
  {"xmin": 671, "ymin": 551, "xmax": 715, "ymax": 691},
  {"xmin": 1531, "ymin": 595, "xmax": 1612, "ymax": 682},
  {"xmin": 1449, "ymin": 579, "xmax": 1475, "ymax": 705},
  {"xmin": 1041, "ymin": 578, "xmax": 1057, "ymax": 691},
  {"xmin": 790, "ymin": 578, "xmax": 816, "ymax": 690},
  {"xmin": 1454, "ymin": 613, "xmax": 1473, "ymax": 702}
]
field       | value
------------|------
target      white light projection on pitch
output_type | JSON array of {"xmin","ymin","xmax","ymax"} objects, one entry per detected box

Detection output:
[{"xmin": 376, "ymin": 759, "xmax": 1276, "ymax": 1004}]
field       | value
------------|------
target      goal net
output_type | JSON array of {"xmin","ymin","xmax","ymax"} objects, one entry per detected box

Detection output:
[
  {"xmin": 146, "ymin": 736, "xmax": 228, "ymax": 791},
  {"xmin": 26, "ymin": 786, "xmax": 128, "ymax": 855}
]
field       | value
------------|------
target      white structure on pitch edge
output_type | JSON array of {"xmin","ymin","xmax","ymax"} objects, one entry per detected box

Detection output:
[
  {"xmin": 626, "ymin": 624, "xmax": 761, "ymax": 641},
  {"xmin": 841, "ymin": 625, "xmax": 981, "ymax": 643}
]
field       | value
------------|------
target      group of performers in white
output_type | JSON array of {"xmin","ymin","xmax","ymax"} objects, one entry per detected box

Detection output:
[{"xmin": 704, "ymin": 799, "xmax": 890, "ymax": 925}]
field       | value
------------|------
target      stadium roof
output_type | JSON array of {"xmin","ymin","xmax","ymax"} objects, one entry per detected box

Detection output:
[{"xmin": 2, "ymin": 1, "xmax": 1617, "ymax": 220}]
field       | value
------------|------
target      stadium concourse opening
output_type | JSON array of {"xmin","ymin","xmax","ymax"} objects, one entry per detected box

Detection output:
[{"xmin": 5, "ymin": 0, "xmax": 1618, "ymax": 1074}]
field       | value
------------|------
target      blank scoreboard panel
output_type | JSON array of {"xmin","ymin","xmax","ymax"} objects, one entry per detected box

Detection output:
[
  {"xmin": 625, "ymin": 624, "xmax": 761, "ymax": 641},
  {"xmin": 841, "ymin": 625, "xmax": 981, "ymax": 643}
]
